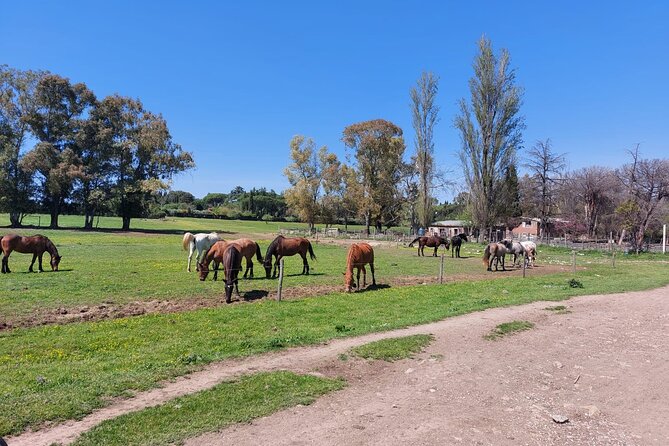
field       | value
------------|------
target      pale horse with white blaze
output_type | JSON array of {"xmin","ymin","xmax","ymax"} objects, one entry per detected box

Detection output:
[{"xmin": 182, "ymin": 232, "xmax": 221, "ymax": 272}]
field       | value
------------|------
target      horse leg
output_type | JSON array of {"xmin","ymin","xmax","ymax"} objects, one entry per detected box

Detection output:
[
  {"xmin": 235, "ymin": 280, "xmax": 241, "ymax": 297},
  {"xmin": 213, "ymin": 260, "xmax": 219, "ymax": 281},
  {"xmin": 248, "ymin": 258, "xmax": 253, "ymax": 278},
  {"xmin": 301, "ymin": 252, "xmax": 309, "ymax": 275},
  {"xmin": 356, "ymin": 267, "xmax": 361, "ymax": 289},
  {"xmin": 29, "ymin": 254, "xmax": 37, "ymax": 272},
  {"xmin": 39, "ymin": 254, "xmax": 44, "ymax": 272},
  {"xmin": 3, "ymin": 254, "xmax": 10, "ymax": 274},
  {"xmin": 361, "ymin": 265, "xmax": 367, "ymax": 287},
  {"xmin": 187, "ymin": 245, "xmax": 195, "ymax": 272},
  {"xmin": 370, "ymin": 262, "xmax": 376, "ymax": 286},
  {"xmin": 433, "ymin": 246, "xmax": 438, "ymax": 257},
  {"xmin": 243, "ymin": 259, "xmax": 250, "ymax": 279},
  {"xmin": 273, "ymin": 256, "xmax": 280, "ymax": 278}
]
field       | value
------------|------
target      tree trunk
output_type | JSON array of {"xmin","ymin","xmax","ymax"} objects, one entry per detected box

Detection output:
[
  {"xmin": 122, "ymin": 216, "xmax": 131, "ymax": 231},
  {"xmin": 84, "ymin": 212, "xmax": 94, "ymax": 229},
  {"xmin": 364, "ymin": 212, "xmax": 371, "ymax": 235},
  {"xmin": 9, "ymin": 212, "xmax": 22, "ymax": 228},
  {"xmin": 49, "ymin": 199, "xmax": 60, "ymax": 229}
]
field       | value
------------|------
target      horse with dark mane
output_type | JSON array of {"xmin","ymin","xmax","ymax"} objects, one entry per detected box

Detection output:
[
  {"xmin": 408, "ymin": 235, "xmax": 450, "ymax": 257},
  {"xmin": 501, "ymin": 239, "xmax": 527, "ymax": 267},
  {"xmin": 450, "ymin": 233, "xmax": 468, "ymax": 258},
  {"xmin": 344, "ymin": 242, "xmax": 376, "ymax": 292},
  {"xmin": 1, "ymin": 234, "xmax": 61, "ymax": 273},
  {"xmin": 198, "ymin": 238, "xmax": 263, "ymax": 281},
  {"xmin": 263, "ymin": 235, "xmax": 316, "ymax": 278},
  {"xmin": 482, "ymin": 242, "xmax": 507, "ymax": 271}
]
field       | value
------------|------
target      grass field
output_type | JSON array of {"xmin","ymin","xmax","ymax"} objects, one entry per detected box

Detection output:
[
  {"xmin": 0, "ymin": 216, "xmax": 667, "ymax": 437},
  {"xmin": 0, "ymin": 218, "xmax": 604, "ymax": 324}
]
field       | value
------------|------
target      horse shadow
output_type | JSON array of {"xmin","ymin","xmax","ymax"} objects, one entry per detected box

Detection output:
[
  {"xmin": 355, "ymin": 283, "xmax": 390, "ymax": 293},
  {"xmin": 241, "ymin": 290, "xmax": 269, "ymax": 301}
]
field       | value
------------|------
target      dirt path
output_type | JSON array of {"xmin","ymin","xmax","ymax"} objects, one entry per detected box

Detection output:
[{"xmin": 8, "ymin": 285, "xmax": 668, "ymax": 446}]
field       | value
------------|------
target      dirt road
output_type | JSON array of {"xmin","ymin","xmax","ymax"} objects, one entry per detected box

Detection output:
[{"xmin": 9, "ymin": 285, "xmax": 669, "ymax": 446}]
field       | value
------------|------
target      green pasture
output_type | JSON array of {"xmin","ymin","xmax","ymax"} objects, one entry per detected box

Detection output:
[
  {"xmin": 0, "ymin": 222, "xmax": 581, "ymax": 323},
  {"xmin": 71, "ymin": 371, "xmax": 345, "ymax": 446},
  {"xmin": 0, "ymin": 213, "xmax": 381, "ymax": 235},
  {"xmin": 1, "ymin": 255, "xmax": 668, "ymax": 436}
]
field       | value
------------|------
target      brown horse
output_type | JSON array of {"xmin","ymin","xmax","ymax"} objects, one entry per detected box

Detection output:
[
  {"xmin": 482, "ymin": 242, "xmax": 508, "ymax": 271},
  {"xmin": 219, "ymin": 244, "xmax": 243, "ymax": 303},
  {"xmin": 198, "ymin": 238, "xmax": 263, "ymax": 281},
  {"xmin": 408, "ymin": 235, "xmax": 450, "ymax": 257},
  {"xmin": 263, "ymin": 235, "xmax": 316, "ymax": 278},
  {"xmin": 344, "ymin": 242, "xmax": 376, "ymax": 292},
  {"xmin": 1, "ymin": 234, "xmax": 61, "ymax": 273}
]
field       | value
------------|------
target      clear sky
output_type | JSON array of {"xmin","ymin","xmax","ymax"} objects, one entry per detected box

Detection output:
[{"xmin": 2, "ymin": 1, "xmax": 667, "ymax": 200}]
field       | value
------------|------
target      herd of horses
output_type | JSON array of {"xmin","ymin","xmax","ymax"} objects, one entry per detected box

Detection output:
[{"xmin": 0, "ymin": 229, "xmax": 537, "ymax": 304}]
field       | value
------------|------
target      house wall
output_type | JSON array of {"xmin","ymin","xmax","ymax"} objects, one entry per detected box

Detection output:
[{"xmin": 428, "ymin": 226, "xmax": 466, "ymax": 238}]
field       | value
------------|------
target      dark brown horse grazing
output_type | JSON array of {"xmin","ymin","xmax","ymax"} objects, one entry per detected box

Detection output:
[
  {"xmin": 220, "ymin": 244, "xmax": 243, "ymax": 303},
  {"xmin": 198, "ymin": 238, "xmax": 263, "ymax": 281},
  {"xmin": 450, "ymin": 233, "xmax": 468, "ymax": 258},
  {"xmin": 1, "ymin": 234, "xmax": 61, "ymax": 273},
  {"xmin": 482, "ymin": 242, "xmax": 507, "ymax": 271},
  {"xmin": 263, "ymin": 235, "xmax": 316, "ymax": 278},
  {"xmin": 408, "ymin": 235, "xmax": 450, "ymax": 257},
  {"xmin": 344, "ymin": 242, "xmax": 376, "ymax": 292}
]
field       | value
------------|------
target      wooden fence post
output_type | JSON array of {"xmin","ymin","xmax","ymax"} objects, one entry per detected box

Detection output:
[
  {"xmin": 571, "ymin": 250, "xmax": 576, "ymax": 274},
  {"xmin": 612, "ymin": 250, "xmax": 616, "ymax": 268},
  {"xmin": 522, "ymin": 251, "xmax": 527, "ymax": 278},
  {"xmin": 439, "ymin": 252, "xmax": 444, "ymax": 284},
  {"xmin": 277, "ymin": 258, "xmax": 284, "ymax": 301}
]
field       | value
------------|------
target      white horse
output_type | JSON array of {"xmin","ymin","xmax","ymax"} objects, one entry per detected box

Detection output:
[
  {"xmin": 182, "ymin": 232, "xmax": 221, "ymax": 272},
  {"xmin": 520, "ymin": 241, "xmax": 537, "ymax": 267}
]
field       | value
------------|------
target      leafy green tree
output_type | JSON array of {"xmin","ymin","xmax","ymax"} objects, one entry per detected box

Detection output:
[
  {"xmin": 0, "ymin": 66, "xmax": 43, "ymax": 226},
  {"xmin": 455, "ymin": 36, "xmax": 524, "ymax": 241},
  {"xmin": 342, "ymin": 119, "xmax": 406, "ymax": 234},
  {"xmin": 22, "ymin": 74, "xmax": 96, "ymax": 228},
  {"xmin": 410, "ymin": 71, "xmax": 440, "ymax": 229},
  {"xmin": 500, "ymin": 164, "xmax": 522, "ymax": 228},
  {"xmin": 97, "ymin": 95, "xmax": 194, "ymax": 230},
  {"xmin": 283, "ymin": 135, "xmax": 327, "ymax": 231}
]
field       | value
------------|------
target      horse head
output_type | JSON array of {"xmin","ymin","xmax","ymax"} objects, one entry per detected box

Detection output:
[
  {"xmin": 222, "ymin": 279, "xmax": 236, "ymax": 303},
  {"xmin": 198, "ymin": 263, "xmax": 210, "ymax": 281},
  {"xmin": 50, "ymin": 255, "xmax": 62, "ymax": 271},
  {"xmin": 263, "ymin": 257, "xmax": 273, "ymax": 278},
  {"xmin": 459, "ymin": 234, "xmax": 468, "ymax": 242}
]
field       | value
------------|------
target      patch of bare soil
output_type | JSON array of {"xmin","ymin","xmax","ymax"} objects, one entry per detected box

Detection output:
[
  {"xmin": 0, "ymin": 265, "xmax": 570, "ymax": 331},
  {"xmin": 7, "ymin": 285, "xmax": 669, "ymax": 446}
]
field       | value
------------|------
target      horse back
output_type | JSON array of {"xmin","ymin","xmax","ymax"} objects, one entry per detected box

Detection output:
[
  {"xmin": 2, "ymin": 234, "xmax": 47, "ymax": 254},
  {"xmin": 349, "ymin": 242, "xmax": 374, "ymax": 266}
]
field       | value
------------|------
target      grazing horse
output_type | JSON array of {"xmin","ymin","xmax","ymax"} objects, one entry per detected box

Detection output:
[
  {"xmin": 450, "ymin": 233, "xmax": 468, "ymax": 258},
  {"xmin": 520, "ymin": 241, "xmax": 537, "ymax": 267},
  {"xmin": 182, "ymin": 232, "xmax": 221, "ymax": 272},
  {"xmin": 408, "ymin": 235, "xmax": 450, "ymax": 257},
  {"xmin": 501, "ymin": 239, "xmax": 527, "ymax": 267},
  {"xmin": 344, "ymin": 242, "xmax": 376, "ymax": 292},
  {"xmin": 1, "ymin": 234, "xmax": 62, "ymax": 273},
  {"xmin": 263, "ymin": 235, "xmax": 316, "ymax": 279},
  {"xmin": 482, "ymin": 242, "xmax": 508, "ymax": 271},
  {"xmin": 207, "ymin": 244, "xmax": 243, "ymax": 303},
  {"xmin": 198, "ymin": 239, "xmax": 263, "ymax": 281}
]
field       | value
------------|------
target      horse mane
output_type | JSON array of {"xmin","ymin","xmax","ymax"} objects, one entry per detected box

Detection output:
[
  {"xmin": 44, "ymin": 237, "xmax": 59, "ymax": 257},
  {"xmin": 345, "ymin": 244, "xmax": 359, "ymax": 283},
  {"xmin": 264, "ymin": 236, "xmax": 283, "ymax": 261}
]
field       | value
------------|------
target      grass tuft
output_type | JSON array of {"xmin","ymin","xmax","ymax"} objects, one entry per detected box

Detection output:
[
  {"xmin": 568, "ymin": 279, "xmax": 584, "ymax": 288},
  {"xmin": 71, "ymin": 371, "xmax": 344, "ymax": 446},
  {"xmin": 484, "ymin": 321, "xmax": 535, "ymax": 340},
  {"xmin": 350, "ymin": 334, "xmax": 434, "ymax": 361}
]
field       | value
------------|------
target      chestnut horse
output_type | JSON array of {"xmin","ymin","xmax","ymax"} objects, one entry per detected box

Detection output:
[
  {"xmin": 408, "ymin": 235, "xmax": 450, "ymax": 257},
  {"xmin": 198, "ymin": 238, "xmax": 263, "ymax": 281},
  {"xmin": 1, "ymin": 234, "xmax": 61, "ymax": 273},
  {"xmin": 263, "ymin": 235, "xmax": 316, "ymax": 279},
  {"xmin": 344, "ymin": 242, "xmax": 376, "ymax": 292},
  {"xmin": 482, "ymin": 242, "xmax": 508, "ymax": 271}
]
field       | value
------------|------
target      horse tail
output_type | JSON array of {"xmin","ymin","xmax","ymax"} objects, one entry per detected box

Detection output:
[
  {"xmin": 182, "ymin": 232, "xmax": 195, "ymax": 251},
  {"xmin": 482, "ymin": 244, "xmax": 491, "ymax": 267},
  {"xmin": 308, "ymin": 241, "xmax": 317, "ymax": 260},
  {"xmin": 255, "ymin": 242, "xmax": 263, "ymax": 262},
  {"xmin": 408, "ymin": 237, "xmax": 420, "ymax": 247}
]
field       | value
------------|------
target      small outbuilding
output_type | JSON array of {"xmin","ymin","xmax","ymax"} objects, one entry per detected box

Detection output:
[{"xmin": 428, "ymin": 220, "xmax": 469, "ymax": 238}]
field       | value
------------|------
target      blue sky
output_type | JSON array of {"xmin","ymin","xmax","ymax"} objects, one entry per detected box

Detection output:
[{"xmin": 2, "ymin": 1, "xmax": 667, "ymax": 200}]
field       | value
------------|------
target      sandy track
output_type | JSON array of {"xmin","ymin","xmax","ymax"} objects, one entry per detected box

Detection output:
[{"xmin": 8, "ymin": 285, "xmax": 669, "ymax": 446}]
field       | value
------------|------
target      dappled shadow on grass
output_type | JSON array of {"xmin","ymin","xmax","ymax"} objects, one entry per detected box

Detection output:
[{"xmin": 1, "ymin": 224, "xmax": 238, "ymax": 236}]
